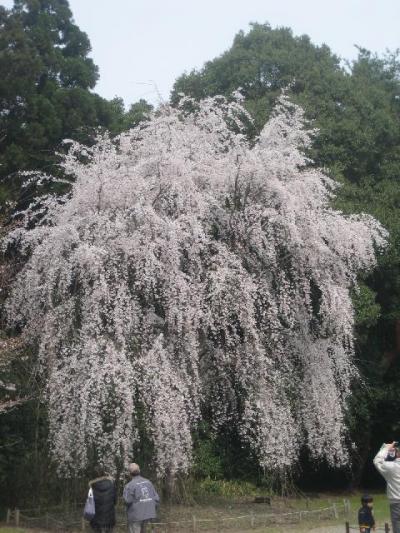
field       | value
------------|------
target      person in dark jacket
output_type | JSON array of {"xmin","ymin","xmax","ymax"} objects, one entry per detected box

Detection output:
[
  {"xmin": 358, "ymin": 494, "xmax": 375, "ymax": 533},
  {"xmin": 89, "ymin": 467, "xmax": 117, "ymax": 533},
  {"xmin": 123, "ymin": 463, "xmax": 159, "ymax": 533}
]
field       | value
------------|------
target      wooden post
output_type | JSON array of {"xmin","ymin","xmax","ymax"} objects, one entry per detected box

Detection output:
[
  {"xmin": 15, "ymin": 509, "xmax": 20, "ymax": 527},
  {"xmin": 81, "ymin": 517, "xmax": 86, "ymax": 531},
  {"xmin": 6, "ymin": 509, "xmax": 11, "ymax": 524},
  {"xmin": 250, "ymin": 510, "xmax": 255, "ymax": 528},
  {"xmin": 332, "ymin": 502, "xmax": 338, "ymax": 519},
  {"xmin": 192, "ymin": 515, "xmax": 197, "ymax": 531},
  {"xmin": 345, "ymin": 521, "xmax": 350, "ymax": 533},
  {"xmin": 385, "ymin": 522, "xmax": 390, "ymax": 533}
]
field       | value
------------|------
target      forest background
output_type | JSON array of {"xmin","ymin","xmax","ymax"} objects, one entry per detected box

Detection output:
[{"xmin": 0, "ymin": 0, "xmax": 400, "ymax": 509}]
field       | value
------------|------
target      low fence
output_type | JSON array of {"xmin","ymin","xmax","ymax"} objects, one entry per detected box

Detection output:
[
  {"xmin": 6, "ymin": 499, "xmax": 354, "ymax": 531},
  {"xmin": 345, "ymin": 523, "xmax": 390, "ymax": 533}
]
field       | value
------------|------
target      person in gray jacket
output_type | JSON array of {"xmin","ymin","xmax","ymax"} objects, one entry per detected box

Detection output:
[
  {"xmin": 123, "ymin": 463, "xmax": 160, "ymax": 533},
  {"xmin": 374, "ymin": 441, "xmax": 400, "ymax": 533}
]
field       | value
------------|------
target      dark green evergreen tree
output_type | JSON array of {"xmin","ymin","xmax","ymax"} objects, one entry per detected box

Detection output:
[{"xmin": 0, "ymin": 0, "xmax": 127, "ymax": 205}]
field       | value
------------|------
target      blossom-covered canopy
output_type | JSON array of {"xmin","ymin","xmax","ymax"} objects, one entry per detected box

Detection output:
[{"xmin": 5, "ymin": 95, "xmax": 387, "ymax": 477}]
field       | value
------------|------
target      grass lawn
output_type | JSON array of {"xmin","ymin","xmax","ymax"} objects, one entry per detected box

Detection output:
[
  {"xmin": 290, "ymin": 491, "xmax": 390, "ymax": 521},
  {"xmin": 0, "ymin": 529, "xmax": 27, "ymax": 533},
  {"xmin": 145, "ymin": 491, "xmax": 391, "ymax": 531},
  {"xmin": 0, "ymin": 491, "xmax": 391, "ymax": 532},
  {"xmin": 154, "ymin": 491, "xmax": 391, "ymax": 531}
]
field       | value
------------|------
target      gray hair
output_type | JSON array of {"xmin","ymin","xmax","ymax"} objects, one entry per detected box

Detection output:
[{"xmin": 128, "ymin": 462, "xmax": 140, "ymax": 476}]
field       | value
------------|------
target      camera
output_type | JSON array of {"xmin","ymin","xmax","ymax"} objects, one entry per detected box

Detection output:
[{"xmin": 386, "ymin": 442, "xmax": 400, "ymax": 461}]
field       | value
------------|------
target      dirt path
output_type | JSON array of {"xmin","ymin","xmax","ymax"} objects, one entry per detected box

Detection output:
[{"xmin": 308, "ymin": 527, "xmax": 344, "ymax": 532}]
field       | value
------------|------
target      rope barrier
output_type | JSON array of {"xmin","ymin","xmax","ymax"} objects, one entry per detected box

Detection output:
[{"xmin": 8, "ymin": 500, "xmax": 350, "ymax": 530}]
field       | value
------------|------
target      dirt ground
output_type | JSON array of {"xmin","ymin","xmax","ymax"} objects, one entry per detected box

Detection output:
[{"xmin": 307, "ymin": 527, "xmax": 346, "ymax": 532}]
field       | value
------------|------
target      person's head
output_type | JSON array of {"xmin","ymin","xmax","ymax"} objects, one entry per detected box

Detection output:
[
  {"xmin": 93, "ymin": 464, "xmax": 106, "ymax": 478},
  {"xmin": 128, "ymin": 463, "xmax": 140, "ymax": 477},
  {"xmin": 361, "ymin": 494, "xmax": 373, "ymax": 507}
]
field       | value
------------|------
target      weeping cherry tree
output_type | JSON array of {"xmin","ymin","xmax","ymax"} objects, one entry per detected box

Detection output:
[{"xmin": 4, "ymin": 94, "xmax": 387, "ymax": 479}]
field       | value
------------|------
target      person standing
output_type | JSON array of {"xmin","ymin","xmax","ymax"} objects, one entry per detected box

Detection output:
[
  {"xmin": 88, "ymin": 466, "xmax": 117, "ymax": 533},
  {"xmin": 358, "ymin": 494, "xmax": 375, "ymax": 533},
  {"xmin": 123, "ymin": 463, "xmax": 160, "ymax": 533},
  {"xmin": 374, "ymin": 442, "xmax": 400, "ymax": 533}
]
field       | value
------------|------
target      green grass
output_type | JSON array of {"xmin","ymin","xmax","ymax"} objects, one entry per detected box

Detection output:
[
  {"xmin": 0, "ymin": 528, "xmax": 27, "ymax": 533},
  {"xmin": 151, "ymin": 491, "xmax": 389, "ymax": 531}
]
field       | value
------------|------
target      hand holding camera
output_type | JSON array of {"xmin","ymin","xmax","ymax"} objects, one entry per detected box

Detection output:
[{"xmin": 385, "ymin": 441, "xmax": 399, "ymax": 461}]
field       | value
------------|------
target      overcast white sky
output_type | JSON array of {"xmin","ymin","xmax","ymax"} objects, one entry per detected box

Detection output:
[{"xmin": 2, "ymin": 0, "xmax": 399, "ymax": 107}]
